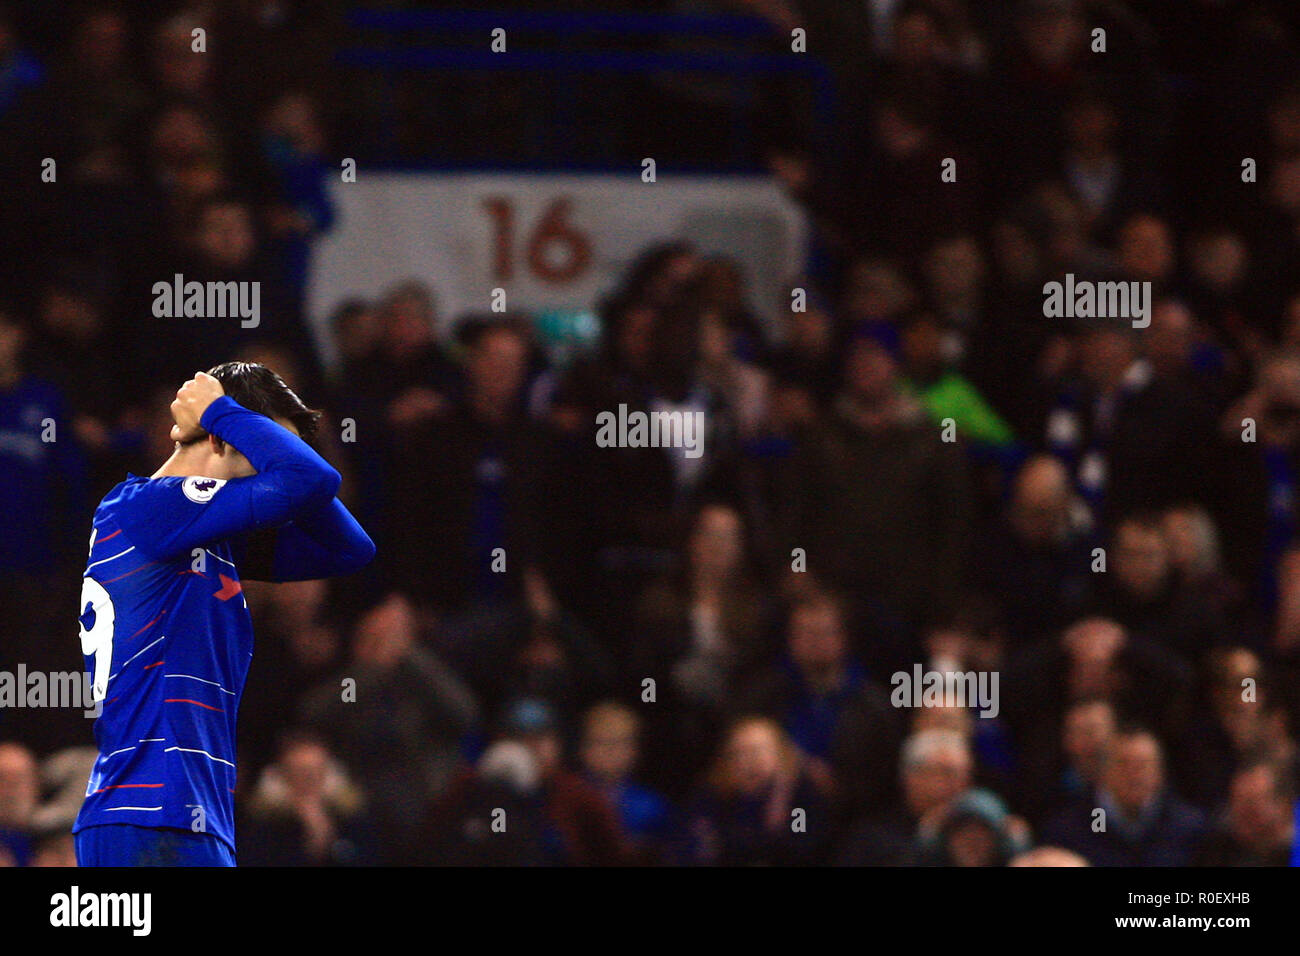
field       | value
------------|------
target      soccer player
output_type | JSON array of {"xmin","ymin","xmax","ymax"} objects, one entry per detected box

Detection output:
[{"xmin": 72, "ymin": 363, "xmax": 375, "ymax": 866}]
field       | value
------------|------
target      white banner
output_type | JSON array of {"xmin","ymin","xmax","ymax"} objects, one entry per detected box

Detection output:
[{"xmin": 305, "ymin": 172, "xmax": 808, "ymax": 366}]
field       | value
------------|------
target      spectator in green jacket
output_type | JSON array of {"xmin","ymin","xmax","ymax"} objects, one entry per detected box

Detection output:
[{"xmin": 900, "ymin": 310, "xmax": 1015, "ymax": 447}]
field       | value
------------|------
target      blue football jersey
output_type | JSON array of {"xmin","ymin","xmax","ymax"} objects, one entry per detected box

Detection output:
[{"xmin": 73, "ymin": 474, "xmax": 257, "ymax": 850}]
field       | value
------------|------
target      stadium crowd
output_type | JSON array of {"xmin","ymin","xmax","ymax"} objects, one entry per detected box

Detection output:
[{"xmin": 4, "ymin": 0, "xmax": 1300, "ymax": 865}]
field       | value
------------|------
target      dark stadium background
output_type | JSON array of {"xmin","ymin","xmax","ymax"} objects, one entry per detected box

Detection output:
[{"xmin": 2, "ymin": 0, "xmax": 1300, "ymax": 867}]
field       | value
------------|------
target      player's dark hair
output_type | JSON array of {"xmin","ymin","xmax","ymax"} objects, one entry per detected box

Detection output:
[{"xmin": 206, "ymin": 361, "xmax": 321, "ymax": 440}]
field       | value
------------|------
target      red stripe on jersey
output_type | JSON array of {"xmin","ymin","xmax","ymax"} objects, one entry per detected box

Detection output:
[{"xmin": 164, "ymin": 698, "xmax": 225, "ymax": 713}]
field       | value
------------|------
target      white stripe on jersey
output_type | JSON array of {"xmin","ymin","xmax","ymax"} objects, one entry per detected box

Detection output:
[
  {"xmin": 86, "ymin": 546, "xmax": 136, "ymax": 571},
  {"xmin": 164, "ymin": 673, "xmax": 237, "ymax": 696},
  {"xmin": 104, "ymin": 806, "xmax": 163, "ymax": 812},
  {"xmin": 104, "ymin": 738, "xmax": 166, "ymax": 759},
  {"xmin": 204, "ymin": 549, "xmax": 236, "ymax": 568},
  {"xmin": 108, "ymin": 636, "xmax": 165, "ymax": 681},
  {"xmin": 165, "ymin": 746, "xmax": 234, "ymax": 768}
]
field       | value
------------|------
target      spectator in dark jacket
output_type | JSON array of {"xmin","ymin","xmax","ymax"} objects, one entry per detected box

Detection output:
[
  {"xmin": 1044, "ymin": 320, "xmax": 1219, "ymax": 528},
  {"xmin": 678, "ymin": 716, "xmax": 828, "ymax": 865},
  {"xmin": 1175, "ymin": 647, "xmax": 1295, "ymax": 812},
  {"xmin": 383, "ymin": 317, "xmax": 558, "ymax": 612},
  {"xmin": 975, "ymin": 454, "xmax": 1093, "ymax": 648},
  {"xmin": 1042, "ymin": 727, "xmax": 1207, "ymax": 866},
  {"xmin": 1002, "ymin": 618, "xmax": 1194, "ymax": 775},
  {"xmin": 238, "ymin": 731, "xmax": 372, "ymax": 866},
  {"xmin": 733, "ymin": 590, "xmax": 902, "ymax": 821},
  {"xmin": 1016, "ymin": 697, "xmax": 1117, "ymax": 828},
  {"xmin": 300, "ymin": 594, "xmax": 479, "ymax": 864},
  {"xmin": 779, "ymin": 329, "xmax": 973, "ymax": 629},
  {"xmin": 1195, "ymin": 760, "xmax": 1296, "ymax": 866},
  {"xmin": 1087, "ymin": 512, "xmax": 1228, "ymax": 660}
]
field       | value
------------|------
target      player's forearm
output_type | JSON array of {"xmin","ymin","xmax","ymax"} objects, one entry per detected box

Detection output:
[
  {"xmin": 272, "ymin": 497, "xmax": 376, "ymax": 580},
  {"xmin": 200, "ymin": 396, "xmax": 340, "ymax": 515}
]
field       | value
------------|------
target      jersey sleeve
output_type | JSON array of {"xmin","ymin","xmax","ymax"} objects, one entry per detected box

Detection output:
[
  {"xmin": 269, "ymin": 497, "xmax": 375, "ymax": 581},
  {"xmin": 113, "ymin": 396, "xmax": 341, "ymax": 562},
  {"xmin": 233, "ymin": 498, "xmax": 375, "ymax": 582},
  {"xmin": 111, "ymin": 474, "xmax": 295, "ymax": 562}
]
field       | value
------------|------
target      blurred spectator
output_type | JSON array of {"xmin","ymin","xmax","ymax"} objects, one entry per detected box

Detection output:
[
  {"xmin": 0, "ymin": 309, "xmax": 86, "ymax": 640},
  {"xmin": 1058, "ymin": 93, "xmax": 1158, "ymax": 242},
  {"xmin": 253, "ymin": 90, "xmax": 336, "ymax": 293},
  {"xmin": 766, "ymin": 288, "xmax": 839, "ymax": 409},
  {"xmin": 1045, "ymin": 316, "xmax": 1218, "ymax": 527},
  {"xmin": 1009, "ymin": 846, "xmax": 1089, "ymax": 867},
  {"xmin": 975, "ymin": 454, "xmax": 1092, "ymax": 648},
  {"xmin": 31, "ymin": 747, "xmax": 97, "ymax": 835},
  {"xmin": 1041, "ymin": 727, "xmax": 1207, "ymax": 866},
  {"xmin": 1176, "ymin": 647, "xmax": 1295, "ymax": 811},
  {"xmin": 634, "ymin": 503, "xmax": 773, "ymax": 707},
  {"xmin": 419, "ymin": 698, "xmax": 630, "ymax": 866},
  {"xmin": 1161, "ymin": 503, "xmax": 1243, "ymax": 621},
  {"xmin": 631, "ymin": 502, "xmax": 775, "ymax": 795},
  {"xmin": 678, "ymin": 716, "xmax": 827, "ymax": 865},
  {"xmin": 239, "ymin": 579, "xmax": 344, "ymax": 777},
  {"xmin": 1002, "ymin": 617, "xmax": 1194, "ymax": 795},
  {"xmin": 31, "ymin": 265, "xmax": 128, "ymax": 459},
  {"xmin": 920, "ymin": 234, "xmax": 988, "ymax": 351},
  {"xmin": 434, "ymin": 566, "xmax": 616, "ymax": 722},
  {"xmin": 778, "ymin": 330, "xmax": 974, "ymax": 627},
  {"xmin": 1017, "ymin": 697, "xmax": 1116, "ymax": 826},
  {"xmin": 836, "ymin": 728, "xmax": 975, "ymax": 866},
  {"xmin": 734, "ymin": 591, "xmax": 902, "ymax": 820},
  {"xmin": 1087, "ymin": 512, "xmax": 1228, "ymax": 659},
  {"xmin": 697, "ymin": 304, "xmax": 771, "ymax": 444},
  {"xmin": 1195, "ymin": 760, "xmax": 1297, "ymax": 866},
  {"xmin": 1184, "ymin": 225, "xmax": 1265, "ymax": 361},
  {"xmin": 0, "ymin": 5, "xmax": 43, "ymax": 120},
  {"xmin": 0, "ymin": 742, "xmax": 38, "ymax": 866},
  {"xmin": 300, "ymin": 593, "xmax": 479, "ymax": 864},
  {"xmin": 239, "ymin": 730, "xmax": 370, "ymax": 866},
  {"xmin": 30, "ymin": 831, "xmax": 77, "ymax": 867},
  {"xmin": 384, "ymin": 317, "xmax": 556, "ymax": 611},
  {"xmin": 1227, "ymin": 356, "xmax": 1300, "ymax": 609},
  {"xmin": 916, "ymin": 788, "xmax": 1031, "ymax": 867},
  {"xmin": 150, "ymin": 11, "xmax": 213, "ymax": 103},
  {"xmin": 371, "ymin": 280, "xmax": 459, "ymax": 425},
  {"xmin": 899, "ymin": 310, "xmax": 1014, "ymax": 447},
  {"xmin": 579, "ymin": 701, "xmax": 671, "ymax": 862}
]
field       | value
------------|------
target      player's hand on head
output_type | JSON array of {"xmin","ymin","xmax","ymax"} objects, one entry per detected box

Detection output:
[{"xmin": 170, "ymin": 371, "xmax": 226, "ymax": 443}]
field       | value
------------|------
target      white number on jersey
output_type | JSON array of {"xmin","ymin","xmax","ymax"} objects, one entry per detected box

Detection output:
[{"xmin": 78, "ymin": 577, "xmax": 115, "ymax": 703}]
